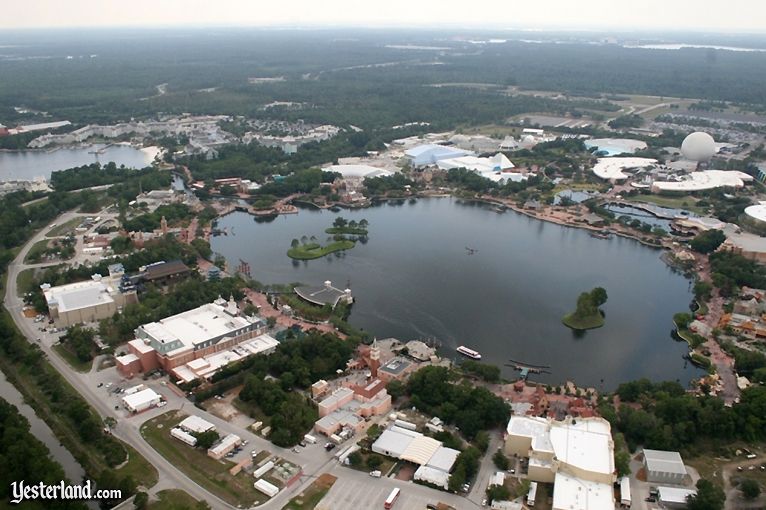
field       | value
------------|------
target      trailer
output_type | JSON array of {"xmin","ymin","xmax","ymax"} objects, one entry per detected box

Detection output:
[{"xmin": 303, "ymin": 433, "xmax": 317, "ymax": 444}]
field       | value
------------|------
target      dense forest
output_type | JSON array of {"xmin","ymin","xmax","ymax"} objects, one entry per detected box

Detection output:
[{"xmin": 3, "ymin": 29, "xmax": 766, "ymax": 130}]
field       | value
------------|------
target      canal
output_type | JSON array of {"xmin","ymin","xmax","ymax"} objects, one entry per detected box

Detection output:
[{"xmin": 211, "ymin": 197, "xmax": 704, "ymax": 389}]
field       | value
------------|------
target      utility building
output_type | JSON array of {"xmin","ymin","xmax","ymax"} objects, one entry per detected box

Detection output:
[{"xmin": 643, "ymin": 449, "xmax": 688, "ymax": 485}]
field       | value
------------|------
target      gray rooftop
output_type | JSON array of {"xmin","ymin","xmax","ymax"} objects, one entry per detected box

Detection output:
[
  {"xmin": 294, "ymin": 282, "xmax": 348, "ymax": 308},
  {"xmin": 644, "ymin": 449, "xmax": 686, "ymax": 475}
]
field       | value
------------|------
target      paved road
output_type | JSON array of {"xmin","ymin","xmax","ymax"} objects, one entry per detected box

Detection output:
[{"xmin": 5, "ymin": 208, "xmax": 495, "ymax": 510}]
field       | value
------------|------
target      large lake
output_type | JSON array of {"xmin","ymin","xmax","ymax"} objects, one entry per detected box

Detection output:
[
  {"xmin": 0, "ymin": 144, "xmax": 158, "ymax": 181},
  {"xmin": 212, "ymin": 198, "xmax": 703, "ymax": 389}
]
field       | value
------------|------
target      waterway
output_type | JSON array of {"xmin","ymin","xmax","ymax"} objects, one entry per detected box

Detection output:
[
  {"xmin": 212, "ymin": 197, "xmax": 704, "ymax": 389},
  {"xmin": 0, "ymin": 144, "xmax": 158, "ymax": 181},
  {"xmin": 0, "ymin": 368, "xmax": 87, "ymax": 483}
]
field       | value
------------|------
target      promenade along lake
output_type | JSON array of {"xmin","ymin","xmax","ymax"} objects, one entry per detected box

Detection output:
[
  {"xmin": 0, "ymin": 144, "xmax": 158, "ymax": 181},
  {"xmin": 212, "ymin": 198, "xmax": 703, "ymax": 389}
]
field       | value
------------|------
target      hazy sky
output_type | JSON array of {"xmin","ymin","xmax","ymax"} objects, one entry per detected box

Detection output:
[{"xmin": 3, "ymin": 0, "xmax": 765, "ymax": 32}]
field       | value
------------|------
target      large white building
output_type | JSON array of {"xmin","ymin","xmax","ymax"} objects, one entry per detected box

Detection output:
[
  {"xmin": 42, "ymin": 271, "xmax": 137, "ymax": 327},
  {"xmin": 372, "ymin": 425, "xmax": 460, "ymax": 489},
  {"xmin": 505, "ymin": 416, "xmax": 616, "ymax": 510},
  {"xmin": 651, "ymin": 170, "xmax": 753, "ymax": 193},
  {"xmin": 405, "ymin": 144, "xmax": 475, "ymax": 167}
]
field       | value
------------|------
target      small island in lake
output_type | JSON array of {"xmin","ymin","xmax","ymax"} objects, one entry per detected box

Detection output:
[
  {"xmin": 562, "ymin": 287, "xmax": 608, "ymax": 330},
  {"xmin": 287, "ymin": 216, "xmax": 369, "ymax": 260}
]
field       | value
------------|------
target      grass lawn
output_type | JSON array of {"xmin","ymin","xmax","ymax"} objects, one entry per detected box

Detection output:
[
  {"xmin": 282, "ymin": 473, "xmax": 336, "ymax": 510},
  {"xmin": 623, "ymin": 194, "xmax": 707, "ymax": 215},
  {"xmin": 16, "ymin": 268, "xmax": 38, "ymax": 298},
  {"xmin": 687, "ymin": 442, "xmax": 766, "ymax": 490},
  {"xmin": 47, "ymin": 217, "xmax": 82, "ymax": 237},
  {"xmin": 562, "ymin": 312, "xmax": 605, "ymax": 330},
  {"xmin": 287, "ymin": 240, "xmax": 355, "ymax": 260},
  {"xmin": 148, "ymin": 489, "xmax": 202, "ymax": 509},
  {"xmin": 52, "ymin": 343, "xmax": 93, "ymax": 373},
  {"xmin": 141, "ymin": 411, "xmax": 267, "ymax": 507},
  {"xmin": 24, "ymin": 239, "xmax": 51, "ymax": 263}
]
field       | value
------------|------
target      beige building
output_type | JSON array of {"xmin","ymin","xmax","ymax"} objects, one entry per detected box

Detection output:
[
  {"xmin": 42, "ymin": 270, "xmax": 137, "ymax": 327},
  {"xmin": 505, "ymin": 416, "xmax": 616, "ymax": 510}
]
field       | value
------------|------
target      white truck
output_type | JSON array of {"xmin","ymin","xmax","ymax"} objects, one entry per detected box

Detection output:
[
  {"xmin": 303, "ymin": 434, "xmax": 317, "ymax": 444},
  {"xmin": 369, "ymin": 470, "xmax": 382, "ymax": 478}
]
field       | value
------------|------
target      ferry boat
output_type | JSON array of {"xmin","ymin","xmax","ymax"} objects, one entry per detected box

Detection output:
[{"xmin": 456, "ymin": 345, "xmax": 482, "ymax": 360}]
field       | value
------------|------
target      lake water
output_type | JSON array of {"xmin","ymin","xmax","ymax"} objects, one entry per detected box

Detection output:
[
  {"xmin": 211, "ymin": 198, "xmax": 703, "ymax": 389},
  {"xmin": 0, "ymin": 144, "xmax": 158, "ymax": 181}
]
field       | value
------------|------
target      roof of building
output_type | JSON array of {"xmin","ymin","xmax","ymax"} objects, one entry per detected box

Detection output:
[
  {"xmin": 425, "ymin": 446, "xmax": 460, "ymax": 472},
  {"xmin": 115, "ymin": 353, "xmax": 139, "ymax": 365},
  {"xmin": 373, "ymin": 426, "xmax": 419, "ymax": 458},
  {"xmin": 209, "ymin": 433, "xmax": 241, "ymax": 455},
  {"xmin": 143, "ymin": 260, "xmax": 190, "ymax": 281},
  {"xmin": 401, "ymin": 435, "xmax": 442, "ymax": 465},
  {"xmin": 549, "ymin": 418, "xmax": 614, "ymax": 476},
  {"xmin": 170, "ymin": 427, "xmax": 197, "ymax": 445},
  {"xmin": 322, "ymin": 164, "xmax": 394, "ymax": 179},
  {"xmin": 435, "ymin": 153, "xmax": 515, "ymax": 173},
  {"xmin": 489, "ymin": 471, "xmax": 506, "ymax": 487},
  {"xmin": 507, "ymin": 416, "xmax": 554, "ymax": 453},
  {"xmin": 592, "ymin": 157, "xmax": 657, "ymax": 180},
  {"xmin": 316, "ymin": 409, "xmax": 363, "ymax": 431},
  {"xmin": 122, "ymin": 388, "xmax": 161, "ymax": 410},
  {"xmin": 42, "ymin": 278, "xmax": 117, "ymax": 313},
  {"xmin": 745, "ymin": 202, "xmax": 766, "ymax": 223},
  {"xmin": 379, "ymin": 357, "xmax": 411, "ymax": 376},
  {"xmin": 179, "ymin": 415, "xmax": 216, "ymax": 434},
  {"xmin": 653, "ymin": 170, "xmax": 753, "ymax": 192},
  {"xmin": 658, "ymin": 487, "xmax": 696, "ymax": 504},
  {"xmin": 643, "ymin": 449, "xmax": 686, "ymax": 476},
  {"xmin": 552, "ymin": 473, "xmax": 615, "ymax": 510},
  {"xmin": 405, "ymin": 143, "xmax": 475, "ymax": 163},
  {"xmin": 138, "ymin": 301, "xmax": 253, "ymax": 354},
  {"xmin": 319, "ymin": 387, "xmax": 354, "ymax": 408},
  {"xmin": 414, "ymin": 465, "xmax": 450, "ymax": 489},
  {"xmin": 294, "ymin": 282, "xmax": 349, "ymax": 308}
]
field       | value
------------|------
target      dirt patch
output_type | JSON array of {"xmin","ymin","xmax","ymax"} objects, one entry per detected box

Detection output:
[
  {"xmin": 636, "ymin": 467, "xmax": 647, "ymax": 482},
  {"xmin": 206, "ymin": 400, "xmax": 241, "ymax": 422},
  {"xmin": 316, "ymin": 473, "xmax": 337, "ymax": 490}
]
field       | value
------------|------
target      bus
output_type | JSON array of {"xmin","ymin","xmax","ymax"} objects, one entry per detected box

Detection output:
[
  {"xmin": 527, "ymin": 481, "xmax": 538, "ymax": 507},
  {"xmin": 384, "ymin": 487, "xmax": 400, "ymax": 509}
]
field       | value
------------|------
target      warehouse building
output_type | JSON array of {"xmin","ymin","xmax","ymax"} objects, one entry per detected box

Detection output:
[
  {"xmin": 643, "ymin": 449, "xmax": 688, "ymax": 485},
  {"xmin": 405, "ymin": 144, "xmax": 475, "ymax": 167},
  {"xmin": 122, "ymin": 388, "xmax": 162, "ymax": 413},
  {"xmin": 207, "ymin": 433, "xmax": 241, "ymax": 460},
  {"xmin": 42, "ymin": 271, "xmax": 137, "ymax": 327},
  {"xmin": 505, "ymin": 415, "xmax": 616, "ymax": 510},
  {"xmin": 657, "ymin": 487, "xmax": 697, "ymax": 508}
]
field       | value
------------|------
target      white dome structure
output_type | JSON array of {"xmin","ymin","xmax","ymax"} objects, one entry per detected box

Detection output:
[{"xmin": 681, "ymin": 132, "xmax": 716, "ymax": 162}]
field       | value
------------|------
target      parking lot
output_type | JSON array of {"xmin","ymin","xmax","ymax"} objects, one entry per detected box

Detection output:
[{"xmin": 316, "ymin": 477, "xmax": 435, "ymax": 510}]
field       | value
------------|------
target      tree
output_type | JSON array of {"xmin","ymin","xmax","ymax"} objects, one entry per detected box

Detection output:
[
  {"xmin": 615, "ymin": 450, "xmax": 631, "ymax": 477},
  {"xmin": 487, "ymin": 484, "xmax": 511, "ymax": 503},
  {"xmin": 291, "ymin": 238, "xmax": 299, "ymax": 248},
  {"xmin": 348, "ymin": 451, "xmax": 363, "ymax": 467},
  {"xmin": 366, "ymin": 454, "xmax": 383, "ymax": 470},
  {"xmin": 474, "ymin": 430, "xmax": 490, "ymax": 453},
  {"xmin": 690, "ymin": 230, "xmax": 726, "ymax": 254},
  {"xmin": 266, "ymin": 316, "xmax": 277, "ymax": 329},
  {"xmin": 590, "ymin": 287, "xmax": 608, "ymax": 307},
  {"xmin": 386, "ymin": 379, "xmax": 405, "ymax": 401},
  {"xmin": 492, "ymin": 449, "xmax": 510, "ymax": 470},
  {"xmin": 333, "ymin": 217, "xmax": 348, "ymax": 228},
  {"xmin": 194, "ymin": 430, "xmax": 220, "ymax": 450},
  {"xmin": 133, "ymin": 491, "xmax": 149, "ymax": 510},
  {"xmin": 740, "ymin": 479, "xmax": 760, "ymax": 500},
  {"xmin": 687, "ymin": 479, "xmax": 725, "ymax": 510}
]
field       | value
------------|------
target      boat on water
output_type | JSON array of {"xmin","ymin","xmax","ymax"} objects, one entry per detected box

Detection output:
[
  {"xmin": 456, "ymin": 345, "xmax": 482, "ymax": 360},
  {"xmin": 589, "ymin": 231, "xmax": 611, "ymax": 240}
]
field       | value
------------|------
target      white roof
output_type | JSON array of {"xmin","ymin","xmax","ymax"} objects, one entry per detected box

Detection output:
[
  {"xmin": 43, "ymin": 279, "xmax": 116, "ymax": 313},
  {"xmin": 592, "ymin": 157, "xmax": 657, "ymax": 180},
  {"xmin": 643, "ymin": 449, "xmax": 686, "ymax": 476},
  {"xmin": 414, "ymin": 465, "xmax": 450, "ymax": 489},
  {"xmin": 401, "ymin": 435, "xmax": 442, "ymax": 465},
  {"xmin": 209, "ymin": 433, "xmax": 241, "ymax": 455},
  {"xmin": 489, "ymin": 471, "xmax": 506, "ymax": 487},
  {"xmin": 322, "ymin": 164, "xmax": 394, "ymax": 179},
  {"xmin": 115, "ymin": 353, "xmax": 139, "ymax": 365},
  {"xmin": 549, "ymin": 418, "xmax": 614, "ymax": 476},
  {"xmin": 745, "ymin": 202, "xmax": 766, "ymax": 223},
  {"xmin": 179, "ymin": 415, "xmax": 216, "ymax": 434},
  {"xmin": 425, "ymin": 446, "xmax": 460, "ymax": 472},
  {"xmin": 658, "ymin": 487, "xmax": 696, "ymax": 504},
  {"xmin": 170, "ymin": 427, "xmax": 197, "ymax": 445},
  {"xmin": 122, "ymin": 388, "xmax": 160, "ymax": 410},
  {"xmin": 620, "ymin": 476, "xmax": 631, "ymax": 502},
  {"xmin": 585, "ymin": 138, "xmax": 648, "ymax": 154},
  {"xmin": 507, "ymin": 416, "xmax": 554, "ymax": 453},
  {"xmin": 253, "ymin": 478, "xmax": 279, "ymax": 498},
  {"xmin": 436, "ymin": 153, "xmax": 515, "ymax": 173},
  {"xmin": 372, "ymin": 427, "xmax": 417, "ymax": 458},
  {"xmin": 652, "ymin": 170, "xmax": 752, "ymax": 192},
  {"xmin": 139, "ymin": 302, "xmax": 252, "ymax": 352},
  {"xmin": 552, "ymin": 472, "xmax": 615, "ymax": 510}
]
